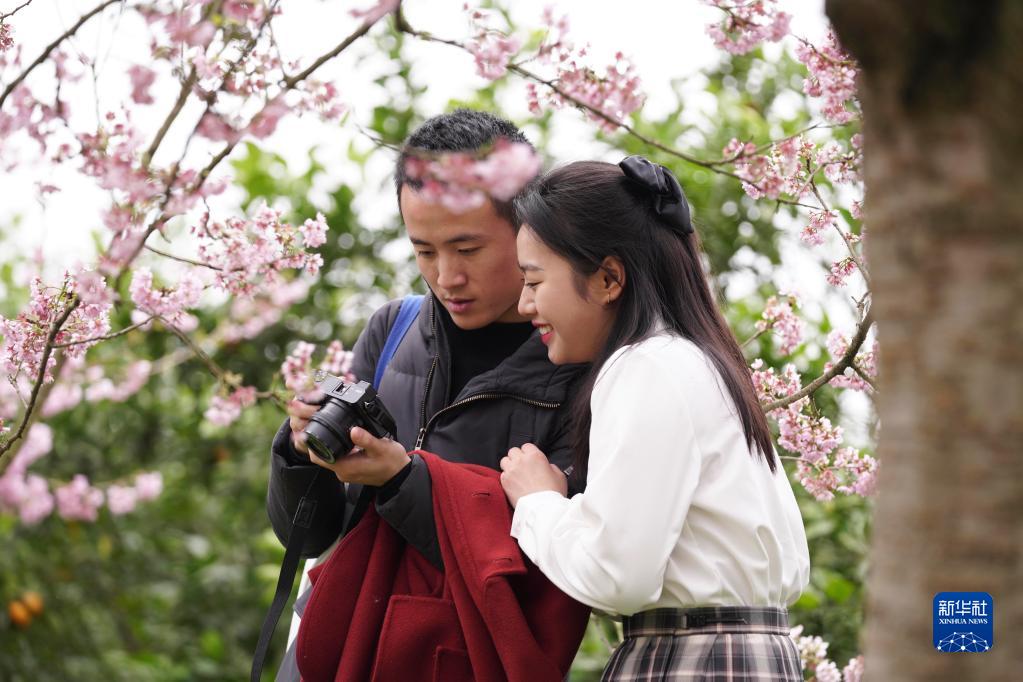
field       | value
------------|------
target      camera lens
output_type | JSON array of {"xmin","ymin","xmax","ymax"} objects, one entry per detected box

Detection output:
[{"xmin": 304, "ymin": 400, "xmax": 359, "ymax": 463}]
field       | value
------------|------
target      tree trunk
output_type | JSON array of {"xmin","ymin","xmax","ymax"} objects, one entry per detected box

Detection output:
[{"xmin": 825, "ymin": 1, "xmax": 1023, "ymax": 678}]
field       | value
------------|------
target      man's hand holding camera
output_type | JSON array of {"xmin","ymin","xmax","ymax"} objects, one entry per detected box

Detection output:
[{"xmin": 287, "ymin": 374, "xmax": 410, "ymax": 487}]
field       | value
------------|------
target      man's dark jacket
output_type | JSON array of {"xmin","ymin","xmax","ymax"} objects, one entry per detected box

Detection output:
[{"xmin": 266, "ymin": 292, "xmax": 585, "ymax": 568}]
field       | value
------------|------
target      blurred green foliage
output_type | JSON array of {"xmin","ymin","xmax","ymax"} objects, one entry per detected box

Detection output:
[{"xmin": 0, "ymin": 22, "xmax": 869, "ymax": 681}]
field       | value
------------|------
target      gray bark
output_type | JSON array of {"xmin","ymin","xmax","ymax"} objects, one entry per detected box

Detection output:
[{"xmin": 825, "ymin": 1, "xmax": 1023, "ymax": 678}]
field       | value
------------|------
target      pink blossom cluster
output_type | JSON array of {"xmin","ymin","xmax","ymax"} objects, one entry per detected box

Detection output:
[
  {"xmin": 281, "ymin": 340, "xmax": 355, "ymax": 402},
  {"xmin": 464, "ymin": 5, "xmax": 522, "ymax": 80},
  {"xmin": 282, "ymin": 341, "xmax": 318, "ymax": 397},
  {"xmin": 222, "ymin": 0, "xmax": 271, "ymax": 27},
  {"xmin": 292, "ymin": 80, "xmax": 348, "ymax": 124},
  {"xmin": 0, "ymin": 424, "xmax": 54, "ymax": 524},
  {"xmin": 722, "ymin": 135, "xmax": 814, "ymax": 200},
  {"xmin": 204, "ymin": 385, "xmax": 257, "ymax": 426},
  {"xmin": 521, "ymin": 7, "xmax": 644, "ymax": 132},
  {"xmin": 92, "ymin": 471, "xmax": 164, "ymax": 517},
  {"xmin": 0, "ymin": 419, "xmax": 163, "ymax": 525},
  {"xmin": 192, "ymin": 205, "xmax": 328, "ymax": 296},
  {"xmin": 220, "ymin": 278, "xmax": 310, "ymax": 343},
  {"xmin": 794, "ymin": 32, "xmax": 860, "ymax": 124},
  {"xmin": 749, "ymin": 359, "xmax": 875, "ymax": 500},
  {"xmin": 84, "ymin": 360, "xmax": 154, "ymax": 404},
  {"xmin": 349, "ymin": 0, "xmax": 400, "ymax": 27},
  {"xmin": 826, "ymin": 257, "xmax": 858, "ymax": 287},
  {"xmin": 801, "ymin": 210, "xmax": 835, "ymax": 247},
  {"xmin": 198, "ymin": 88, "xmax": 344, "ymax": 146},
  {"xmin": 54, "ymin": 475, "xmax": 105, "ymax": 521},
  {"xmin": 816, "ymin": 136, "xmax": 862, "ymax": 184},
  {"xmin": 825, "ymin": 331, "xmax": 877, "ymax": 392},
  {"xmin": 832, "ymin": 447, "xmax": 877, "ymax": 497},
  {"xmin": 0, "ymin": 21, "xmax": 13, "ymax": 53},
  {"xmin": 37, "ymin": 357, "xmax": 153, "ymax": 419},
  {"xmin": 403, "ymin": 138, "xmax": 542, "ymax": 213},
  {"xmin": 78, "ymin": 111, "xmax": 159, "ymax": 205},
  {"xmin": 130, "ymin": 267, "xmax": 204, "ymax": 327},
  {"xmin": 127, "ymin": 65, "xmax": 157, "ymax": 105},
  {"xmin": 704, "ymin": 0, "xmax": 791, "ymax": 55},
  {"xmin": 0, "ymin": 274, "xmax": 113, "ymax": 384},
  {"xmin": 0, "ymin": 82, "xmax": 65, "ymax": 162},
  {"xmin": 756, "ymin": 295, "xmax": 804, "ymax": 355},
  {"xmin": 320, "ymin": 340, "xmax": 354, "ymax": 377},
  {"xmin": 141, "ymin": 2, "xmax": 216, "ymax": 50},
  {"xmin": 794, "ymin": 442, "xmax": 878, "ymax": 503},
  {"xmin": 790, "ymin": 625, "xmax": 864, "ymax": 682}
]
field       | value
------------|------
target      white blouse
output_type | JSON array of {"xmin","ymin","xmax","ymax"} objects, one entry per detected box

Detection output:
[{"xmin": 511, "ymin": 333, "xmax": 810, "ymax": 616}]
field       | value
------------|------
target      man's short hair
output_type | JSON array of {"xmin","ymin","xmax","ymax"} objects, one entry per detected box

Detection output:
[{"xmin": 395, "ymin": 108, "xmax": 534, "ymax": 226}]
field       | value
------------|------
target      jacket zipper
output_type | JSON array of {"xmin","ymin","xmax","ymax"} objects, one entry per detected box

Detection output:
[
  {"xmin": 415, "ymin": 392, "xmax": 561, "ymax": 450},
  {"xmin": 416, "ymin": 301, "xmax": 441, "ymax": 449},
  {"xmin": 413, "ymin": 299, "xmax": 562, "ymax": 449}
]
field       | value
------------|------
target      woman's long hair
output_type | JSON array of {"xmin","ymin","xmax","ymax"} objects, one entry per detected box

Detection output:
[{"xmin": 514, "ymin": 161, "xmax": 775, "ymax": 481}]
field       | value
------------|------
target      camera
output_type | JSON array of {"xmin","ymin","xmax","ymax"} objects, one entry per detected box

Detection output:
[{"xmin": 302, "ymin": 371, "xmax": 398, "ymax": 464}]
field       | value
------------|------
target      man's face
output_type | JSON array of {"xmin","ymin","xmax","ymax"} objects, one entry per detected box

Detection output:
[{"xmin": 400, "ymin": 185, "xmax": 529, "ymax": 329}]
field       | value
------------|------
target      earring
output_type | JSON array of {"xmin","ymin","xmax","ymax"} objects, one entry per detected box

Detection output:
[{"xmin": 606, "ymin": 293, "xmax": 612, "ymax": 306}]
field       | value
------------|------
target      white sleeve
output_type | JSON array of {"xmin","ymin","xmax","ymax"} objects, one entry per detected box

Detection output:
[{"xmin": 510, "ymin": 345, "xmax": 703, "ymax": 615}]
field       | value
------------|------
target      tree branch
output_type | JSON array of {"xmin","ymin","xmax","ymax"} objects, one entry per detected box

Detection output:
[
  {"xmin": 0, "ymin": 0, "xmax": 120, "ymax": 111},
  {"xmin": 51, "ymin": 314, "xmax": 157, "ymax": 348},
  {"xmin": 0, "ymin": 0, "xmax": 35, "ymax": 21},
  {"xmin": 396, "ymin": 15, "xmax": 819, "ymax": 209},
  {"xmin": 762, "ymin": 308, "xmax": 874, "ymax": 412},
  {"xmin": 0, "ymin": 297, "xmax": 81, "ymax": 472}
]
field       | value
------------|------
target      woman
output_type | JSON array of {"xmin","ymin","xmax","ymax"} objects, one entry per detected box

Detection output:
[{"xmin": 499, "ymin": 157, "xmax": 810, "ymax": 681}]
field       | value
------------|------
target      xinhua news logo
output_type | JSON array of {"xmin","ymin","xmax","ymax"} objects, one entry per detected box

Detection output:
[{"xmin": 933, "ymin": 592, "xmax": 993, "ymax": 653}]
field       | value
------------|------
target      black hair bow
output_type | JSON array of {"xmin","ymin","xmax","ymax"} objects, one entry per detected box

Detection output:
[{"xmin": 619, "ymin": 155, "xmax": 694, "ymax": 234}]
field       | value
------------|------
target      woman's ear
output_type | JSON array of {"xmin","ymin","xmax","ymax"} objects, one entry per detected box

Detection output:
[{"xmin": 590, "ymin": 256, "xmax": 625, "ymax": 305}]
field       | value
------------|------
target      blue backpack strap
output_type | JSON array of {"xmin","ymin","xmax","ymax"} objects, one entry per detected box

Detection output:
[{"xmin": 373, "ymin": 294, "xmax": 423, "ymax": 389}]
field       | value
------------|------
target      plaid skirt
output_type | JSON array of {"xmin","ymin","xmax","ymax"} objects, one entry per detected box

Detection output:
[{"xmin": 600, "ymin": 606, "xmax": 802, "ymax": 681}]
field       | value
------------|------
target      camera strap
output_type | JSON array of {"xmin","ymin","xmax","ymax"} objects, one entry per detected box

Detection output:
[
  {"xmin": 250, "ymin": 474, "xmax": 320, "ymax": 682},
  {"xmin": 251, "ymin": 294, "xmax": 424, "ymax": 681}
]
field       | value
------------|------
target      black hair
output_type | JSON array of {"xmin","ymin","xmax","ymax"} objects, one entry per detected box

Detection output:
[
  {"xmin": 514, "ymin": 161, "xmax": 776, "ymax": 481},
  {"xmin": 395, "ymin": 108, "xmax": 534, "ymax": 226}
]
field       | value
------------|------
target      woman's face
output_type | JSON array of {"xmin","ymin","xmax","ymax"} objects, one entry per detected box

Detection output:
[{"xmin": 516, "ymin": 227, "xmax": 618, "ymax": 364}]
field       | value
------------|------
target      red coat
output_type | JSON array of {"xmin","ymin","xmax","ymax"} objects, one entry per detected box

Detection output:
[{"xmin": 295, "ymin": 451, "xmax": 591, "ymax": 682}]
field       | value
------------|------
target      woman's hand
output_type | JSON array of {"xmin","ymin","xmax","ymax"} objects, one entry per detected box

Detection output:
[
  {"xmin": 308, "ymin": 426, "xmax": 411, "ymax": 486},
  {"xmin": 499, "ymin": 443, "xmax": 567, "ymax": 508}
]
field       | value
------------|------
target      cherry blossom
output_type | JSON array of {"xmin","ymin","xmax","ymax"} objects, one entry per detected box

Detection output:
[
  {"xmin": 127, "ymin": 65, "xmax": 157, "ymax": 105},
  {"xmin": 705, "ymin": 0, "xmax": 791, "ymax": 55},
  {"xmin": 520, "ymin": 7, "xmax": 644, "ymax": 131},
  {"xmin": 826, "ymin": 257, "xmax": 858, "ymax": 287},
  {"xmin": 349, "ymin": 0, "xmax": 400, "ymax": 27},
  {"xmin": 204, "ymin": 386, "xmax": 258, "ymax": 427},
  {"xmin": 825, "ymin": 331, "xmax": 876, "ymax": 392},
  {"xmin": 54, "ymin": 474, "xmax": 105, "ymax": 522},
  {"xmin": 403, "ymin": 138, "xmax": 541, "ymax": 213},
  {"xmin": 219, "ymin": 279, "xmax": 310, "ymax": 344},
  {"xmin": 790, "ymin": 625, "xmax": 865, "ymax": 681},
  {"xmin": 464, "ymin": 6, "xmax": 522, "ymax": 80},
  {"xmin": 801, "ymin": 210, "xmax": 835, "ymax": 246},
  {"xmin": 795, "ymin": 31, "xmax": 860, "ymax": 124},
  {"xmin": 192, "ymin": 203, "xmax": 328, "ymax": 296},
  {"xmin": 130, "ymin": 267, "xmax": 204, "ymax": 327},
  {"xmin": 0, "ymin": 21, "xmax": 13, "ymax": 53},
  {"xmin": 1, "ymin": 274, "xmax": 112, "ymax": 383},
  {"xmin": 756, "ymin": 295, "xmax": 804, "ymax": 355}
]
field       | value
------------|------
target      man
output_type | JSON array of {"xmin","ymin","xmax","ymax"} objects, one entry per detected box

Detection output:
[{"xmin": 267, "ymin": 109, "xmax": 585, "ymax": 680}]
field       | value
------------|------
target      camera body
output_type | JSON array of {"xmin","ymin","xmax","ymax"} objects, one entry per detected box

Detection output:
[{"xmin": 302, "ymin": 372, "xmax": 398, "ymax": 464}]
